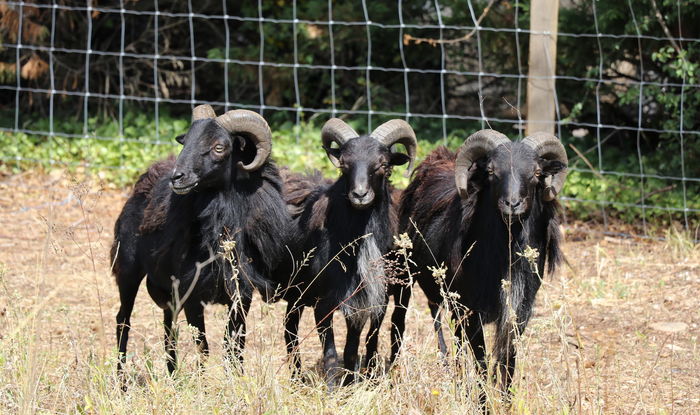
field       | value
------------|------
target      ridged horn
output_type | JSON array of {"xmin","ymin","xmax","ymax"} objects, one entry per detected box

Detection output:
[
  {"xmin": 215, "ymin": 109, "xmax": 272, "ymax": 172},
  {"xmin": 454, "ymin": 129, "xmax": 510, "ymax": 199},
  {"xmin": 192, "ymin": 104, "xmax": 216, "ymax": 121},
  {"xmin": 522, "ymin": 132, "xmax": 568, "ymax": 201},
  {"xmin": 321, "ymin": 118, "xmax": 358, "ymax": 168},
  {"xmin": 370, "ymin": 119, "xmax": 418, "ymax": 177}
]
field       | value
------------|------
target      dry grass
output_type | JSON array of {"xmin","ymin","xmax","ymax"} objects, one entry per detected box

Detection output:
[{"xmin": 0, "ymin": 171, "xmax": 698, "ymax": 414}]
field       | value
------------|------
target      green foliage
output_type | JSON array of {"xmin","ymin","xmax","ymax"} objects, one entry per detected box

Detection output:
[
  {"xmin": 554, "ymin": 0, "xmax": 700, "ymax": 229},
  {"xmin": 565, "ymin": 169, "xmax": 699, "ymax": 227},
  {"xmin": 557, "ymin": 1, "xmax": 700, "ymax": 162},
  {"xmin": 0, "ymin": 111, "xmax": 186, "ymax": 187},
  {"xmin": 0, "ymin": 112, "xmax": 460, "ymax": 189},
  {"xmin": 1, "ymin": 109, "xmax": 697, "ymax": 231}
]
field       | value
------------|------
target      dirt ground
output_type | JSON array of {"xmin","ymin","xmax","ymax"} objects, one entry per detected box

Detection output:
[{"xmin": 0, "ymin": 171, "xmax": 698, "ymax": 414}]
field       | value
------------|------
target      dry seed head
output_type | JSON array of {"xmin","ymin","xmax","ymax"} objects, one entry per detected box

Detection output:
[
  {"xmin": 219, "ymin": 238, "xmax": 237, "ymax": 262},
  {"xmin": 394, "ymin": 233, "xmax": 413, "ymax": 251},
  {"xmin": 516, "ymin": 245, "xmax": 540, "ymax": 271},
  {"xmin": 427, "ymin": 263, "xmax": 447, "ymax": 284},
  {"xmin": 446, "ymin": 291, "xmax": 461, "ymax": 300}
]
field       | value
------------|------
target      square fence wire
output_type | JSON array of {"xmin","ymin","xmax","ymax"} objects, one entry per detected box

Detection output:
[{"xmin": 0, "ymin": 0, "xmax": 698, "ymax": 238}]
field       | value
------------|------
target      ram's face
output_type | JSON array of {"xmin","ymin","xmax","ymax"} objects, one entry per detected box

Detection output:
[
  {"xmin": 485, "ymin": 143, "xmax": 541, "ymax": 218},
  {"xmin": 170, "ymin": 120, "xmax": 233, "ymax": 195},
  {"xmin": 327, "ymin": 136, "xmax": 410, "ymax": 210},
  {"xmin": 335, "ymin": 137, "xmax": 390, "ymax": 209}
]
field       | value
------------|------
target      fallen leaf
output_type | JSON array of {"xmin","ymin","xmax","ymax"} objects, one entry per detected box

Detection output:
[
  {"xmin": 649, "ymin": 322, "xmax": 688, "ymax": 333},
  {"xmin": 665, "ymin": 344, "xmax": 686, "ymax": 352}
]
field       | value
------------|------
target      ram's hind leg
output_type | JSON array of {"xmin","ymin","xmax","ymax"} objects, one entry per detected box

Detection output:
[
  {"xmin": 389, "ymin": 284, "xmax": 411, "ymax": 364},
  {"xmin": 284, "ymin": 302, "xmax": 304, "ymax": 380},
  {"xmin": 115, "ymin": 275, "xmax": 144, "ymax": 386},
  {"xmin": 429, "ymin": 301, "xmax": 448, "ymax": 360}
]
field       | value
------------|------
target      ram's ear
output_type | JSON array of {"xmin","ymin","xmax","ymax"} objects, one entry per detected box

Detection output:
[
  {"xmin": 475, "ymin": 157, "xmax": 490, "ymax": 172},
  {"xmin": 389, "ymin": 152, "xmax": 410, "ymax": 166},
  {"xmin": 468, "ymin": 157, "xmax": 490, "ymax": 186},
  {"xmin": 540, "ymin": 159, "xmax": 566, "ymax": 176},
  {"xmin": 175, "ymin": 134, "xmax": 186, "ymax": 145},
  {"xmin": 236, "ymin": 135, "xmax": 247, "ymax": 151},
  {"xmin": 324, "ymin": 146, "xmax": 342, "ymax": 168}
]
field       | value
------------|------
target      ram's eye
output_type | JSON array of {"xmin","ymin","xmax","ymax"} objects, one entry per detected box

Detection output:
[
  {"xmin": 214, "ymin": 144, "xmax": 225, "ymax": 153},
  {"xmin": 487, "ymin": 166, "xmax": 494, "ymax": 175},
  {"xmin": 534, "ymin": 168, "xmax": 542, "ymax": 177}
]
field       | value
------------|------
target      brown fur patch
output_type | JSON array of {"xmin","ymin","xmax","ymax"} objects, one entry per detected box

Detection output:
[
  {"xmin": 139, "ymin": 192, "xmax": 172, "ymax": 234},
  {"xmin": 135, "ymin": 157, "xmax": 176, "ymax": 234},
  {"xmin": 389, "ymin": 187, "xmax": 402, "ymax": 234},
  {"xmin": 417, "ymin": 146, "xmax": 456, "ymax": 174},
  {"xmin": 308, "ymin": 193, "xmax": 330, "ymax": 231},
  {"xmin": 282, "ymin": 168, "xmax": 331, "ymax": 217},
  {"xmin": 133, "ymin": 157, "xmax": 175, "ymax": 197},
  {"xmin": 410, "ymin": 147, "xmax": 461, "ymax": 219}
]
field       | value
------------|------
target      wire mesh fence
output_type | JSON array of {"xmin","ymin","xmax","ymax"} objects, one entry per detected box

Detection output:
[{"xmin": 0, "ymin": 0, "xmax": 698, "ymax": 237}]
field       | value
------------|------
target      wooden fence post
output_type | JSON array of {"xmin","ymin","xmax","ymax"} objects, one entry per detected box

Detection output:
[{"xmin": 527, "ymin": 0, "xmax": 560, "ymax": 135}]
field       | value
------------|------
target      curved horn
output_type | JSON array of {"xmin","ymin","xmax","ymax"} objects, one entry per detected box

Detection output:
[
  {"xmin": 454, "ymin": 129, "xmax": 510, "ymax": 199},
  {"xmin": 321, "ymin": 118, "xmax": 358, "ymax": 168},
  {"xmin": 192, "ymin": 104, "xmax": 216, "ymax": 121},
  {"xmin": 522, "ymin": 132, "xmax": 568, "ymax": 201},
  {"xmin": 215, "ymin": 109, "xmax": 272, "ymax": 172},
  {"xmin": 371, "ymin": 119, "xmax": 418, "ymax": 177}
]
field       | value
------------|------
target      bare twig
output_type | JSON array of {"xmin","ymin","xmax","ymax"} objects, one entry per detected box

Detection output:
[
  {"xmin": 403, "ymin": 0, "xmax": 499, "ymax": 46},
  {"xmin": 338, "ymin": 96, "xmax": 366, "ymax": 121},
  {"xmin": 568, "ymin": 143, "xmax": 605, "ymax": 181},
  {"xmin": 569, "ymin": 130, "xmax": 616, "ymax": 162},
  {"xmin": 636, "ymin": 184, "xmax": 676, "ymax": 204},
  {"xmin": 170, "ymin": 245, "xmax": 218, "ymax": 317},
  {"xmin": 502, "ymin": 96, "xmax": 523, "ymax": 126},
  {"xmin": 632, "ymin": 333, "xmax": 672, "ymax": 412},
  {"xmin": 649, "ymin": 0, "xmax": 682, "ymax": 54}
]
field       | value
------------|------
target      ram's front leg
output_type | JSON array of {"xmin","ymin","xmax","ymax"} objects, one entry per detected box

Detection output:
[
  {"xmin": 313, "ymin": 302, "xmax": 341, "ymax": 389},
  {"xmin": 184, "ymin": 301, "xmax": 209, "ymax": 359},
  {"xmin": 493, "ymin": 303, "xmax": 532, "ymax": 398},
  {"xmin": 455, "ymin": 310, "xmax": 488, "ymax": 410},
  {"xmin": 163, "ymin": 308, "xmax": 178, "ymax": 374},
  {"xmin": 342, "ymin": 315, "xmax": 365, "ymax": 385},
  {"xmin": 364, "ymin": 302, "xmax": 386, "ymax": 376},
  {"xmin": 224, "ymin": 291, "xmax": 252, "ymax": 371}
]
